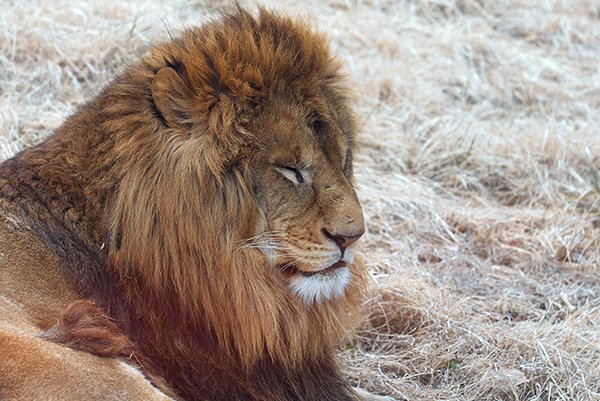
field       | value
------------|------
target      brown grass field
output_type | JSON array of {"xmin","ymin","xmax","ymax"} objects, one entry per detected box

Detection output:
[{"xmin": 1, "ymin": 0, "xmax": 599, "ymax": 400}]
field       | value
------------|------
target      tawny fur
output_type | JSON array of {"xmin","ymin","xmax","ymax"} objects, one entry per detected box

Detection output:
[
  {"xmin": 0, "ymin": 7, "xmax": 379, "ymax": 401},
  {"xmin": 42, "ymin": 300, "xmax": 138, "ymax": 359}
]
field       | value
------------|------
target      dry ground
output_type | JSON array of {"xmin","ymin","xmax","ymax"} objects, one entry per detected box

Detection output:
[{"xmin": 1, "ymin": 1, "xmax": 599, "ymax": 400}]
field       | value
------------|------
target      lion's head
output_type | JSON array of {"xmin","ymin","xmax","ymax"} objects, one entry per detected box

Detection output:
[{"xmin": 46, "ymin": 6, "xmax": 369, "ymax": 373}]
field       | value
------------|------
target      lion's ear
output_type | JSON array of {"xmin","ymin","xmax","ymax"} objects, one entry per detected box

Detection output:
[{"xmin": 151, "ymin": 67, "xmax": 195, "ymax": 129}]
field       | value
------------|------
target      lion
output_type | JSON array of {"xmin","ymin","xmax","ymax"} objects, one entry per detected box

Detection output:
[{"xmin": 0, "ymin": 7, "xmax": 393, "ymax": 401}]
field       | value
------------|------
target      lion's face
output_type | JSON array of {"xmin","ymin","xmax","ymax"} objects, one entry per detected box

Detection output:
[{"xmin": 250, "ymin": 98, "xmax": 364, "ymax": 304}]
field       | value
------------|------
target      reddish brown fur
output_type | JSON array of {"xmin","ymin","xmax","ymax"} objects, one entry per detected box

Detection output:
[
  {"xmin": 42, "ymin": 300, "xmax": 137, "ymax": 359},
  {"xmin": 0, "ymin": 6, "xmax": 372, "ymax": 401}
]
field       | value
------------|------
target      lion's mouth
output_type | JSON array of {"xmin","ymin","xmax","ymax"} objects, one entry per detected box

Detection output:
[{"xmin": 282, "ymin": 261, "xmax": 348, "ymax": 277}]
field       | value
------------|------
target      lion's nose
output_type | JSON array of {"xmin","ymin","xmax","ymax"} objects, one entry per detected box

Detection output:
[{"xmin": 322, "ymin": 228, "xmax": 364, "ymax": 254}]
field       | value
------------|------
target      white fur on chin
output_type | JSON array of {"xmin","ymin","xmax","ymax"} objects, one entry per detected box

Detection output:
[{"xmin": 288, "ymin": 266, "xmax": 351, "ymax": 304}]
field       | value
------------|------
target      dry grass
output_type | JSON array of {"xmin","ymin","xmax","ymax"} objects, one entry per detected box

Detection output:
[{"xmin": 1, "ymin": 0, "xmax": 599, "ymax": 400}]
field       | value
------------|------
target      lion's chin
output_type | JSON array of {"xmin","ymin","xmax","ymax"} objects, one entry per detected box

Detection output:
[{"xmin": 288, "ymin": 266, "xmax": 351, "ymax": 305}]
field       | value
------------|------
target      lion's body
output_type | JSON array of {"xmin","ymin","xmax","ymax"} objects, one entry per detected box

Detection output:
[{"xmin": 0, "ymin": 7, "xmax": 388, "ymax": 401}]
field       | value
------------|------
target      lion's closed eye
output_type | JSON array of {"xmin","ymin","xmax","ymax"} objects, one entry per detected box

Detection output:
[{"xmin": 275, "ymin": 166, "xmax": 308, "ymax": 186}]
